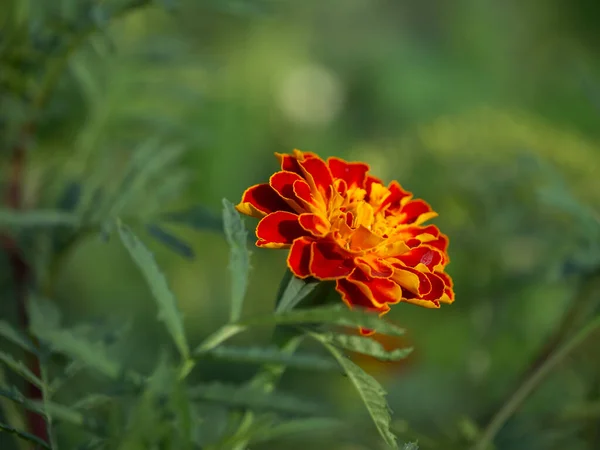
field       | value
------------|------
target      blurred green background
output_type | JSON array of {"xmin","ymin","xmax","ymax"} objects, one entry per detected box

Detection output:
[{"xmin": 2, "ymin": 0, "xmax": 600, "ymax": 448}]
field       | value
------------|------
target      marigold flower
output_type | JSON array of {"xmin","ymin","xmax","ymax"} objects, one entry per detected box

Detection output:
[{"xmin": 236, "ymin": 150, "xmax": 454, "ymax": 332}]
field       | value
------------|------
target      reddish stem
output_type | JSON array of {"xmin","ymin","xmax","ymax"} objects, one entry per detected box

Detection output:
[{"xmin": 1, "ymin": 124, "xmax": 49, "ymax": 442}]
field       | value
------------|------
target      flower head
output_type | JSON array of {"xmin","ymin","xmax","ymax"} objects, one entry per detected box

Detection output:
[{"xmin": 237, "ymin": 150, "xmax": 454, "ymax": 332}]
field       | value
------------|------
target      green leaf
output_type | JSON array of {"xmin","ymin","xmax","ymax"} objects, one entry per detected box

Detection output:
[
  {"xmin": 402, "ymin": 443, "xmax": 419, "ymax": 450},
  {"xmin": 197, "ymin": 344, "xmax": 338, "ymax": 371},
  {"xmin": 248, "ymin": 305, "xmax": 406, "ymax": 337},
  {"xmin": 275, "ymin": 272, "xmax": 320, "ymax": 313},
  {"xmin": 0, "ymin": 320, "xmax": 38, "ymax": 354},
  {"xmin": 0, "ymin": 209, "xmax": 80, "ymax": 228},
  {"xmin": 222, "ymin": 199, "xmax": 251, "ymax": 322},
  {"xmin": 311, "ymin": 333, "xmax": 398, "ymax": 449},
  {"xmin": 117, "ymin": 223, "xmax": 190, "ymax": 360},
  {"xmin": 188, "ymin": 382, "xmax": 321, "ymax": 415},
  {"xmin": 145, "ymin": 224, "xmax": 195, "ymax": 260},
  {"xmin": 325, "ymin": 334, "xmax": 413, "ymax": 361},
  {"xmin": 29, "ymin": 298, "xmax": 121, "ymax": 379},
  {"xmin": 0, "ymin": 421, "xmax": 51, "ymax": 449},
  {"xmin": 0, "ymin": 352, "xmax": 44, "ymax": 388},
  {"xmin": 250, "ymin": 417, "xmax": 346, "ymax": 444}
]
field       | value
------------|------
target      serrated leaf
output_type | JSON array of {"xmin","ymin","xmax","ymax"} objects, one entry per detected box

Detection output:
[
  {"xmin": 145, "ymin": 224, "xmax": 195, "ymax": 259},
  {"xmin": 247, "ymin": 305, "xmax": 406, "ymax": 337},
  {"xmin": 161, "ymin": 204, "xmax": 224, "ymax": 233},
  {"xmin": 0, "ymin": 352, "xmax": 44, "ymax": 388},
  {"xmin": 0, "ymin": 209, "xmax": 80, "ymax": 228},
  {"xmin": 275, "ymin": 272, "xmax": 320, "ymax": 313},
  {"xmin": 188, "ymin": 382, "xmax": 321, "ymax": 415},
  {"xmin": 311, "ymin": 333, "xmax": 398, "ymax": 449},
  {"xmin": 326, "ymin": 334, "xmax": 413, "ymax": 361},
  {"xmin": 198, "ymin": 345, "xmax": 338, "ymax": 371},
  {"xmin": 222, "ymin": 199, "xmax": 251, "ymax": 322},
  {"xmin": 0, "ymin": 421, "xmax": 51, "ymax": 449},
  {"xmin": 117, "ymin": 223, "xmax": 190, "ymax": 360},
  {"xmin": 0, "ymin": 320, "xmax": 38, "ymax": 354},
  {"xmin": 402, "ymin": 443, "xmax": 419, "ymax": 450},
  {"xmin": 29, "ymin": 298, "xmax": 121, "ymax": 379}
]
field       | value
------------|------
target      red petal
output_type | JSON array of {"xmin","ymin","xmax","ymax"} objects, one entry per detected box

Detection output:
[
  {"xmin": 391, "ymin": 264, "xmax": 432, "ymax": 296},
  {"xmin": 327, "ymin": 157, "xmax": 369, "ymax": 188},
  {"xmin": 299, "ymin": 157, "xmax": 334, "ymax": 198},
  {"xmin": 336, "ymin": 278, "xmax": 390, "ymax": 311},
  {"xmin": 401, "ymin": 199, "xmax": 437, "ymax": 224},
  {"xmin": 287, "ymin": 237, "xmax": 313, "ymax": 278},
  {"xmin": 378, "ymin": 181, "xmax": 412, "ymax": 213},
  {"xmin": 397, "ymin": 247, "xmax": 442, "ymax": 270},
  {"xmin": 292, "ymin": 179, "xmax": 315, "ymax": 206},
  {"xmin": 348, "ymin": 269, "xmax": 402, "ymax": 307},
  {"xmin": 275, "ymin": 152, "xmax": 302, "ymax": 175},
  {"xmin": 237, "ymin": 184, "xmax": 294, "ymax": 218},
  {"xmin": 422, "ymin": 272, "xmax": 446, "ymax": 301},
  {"xmin": 256, "ymin": 211, "xmax": 306, "ymax": 245},
  {"xmin": 298, "ymin": 213, "xmax": 330, "ymax": 237},
  {"xmin": 309, "ymin": 241, "xmax": 354, "ymax": 280}
]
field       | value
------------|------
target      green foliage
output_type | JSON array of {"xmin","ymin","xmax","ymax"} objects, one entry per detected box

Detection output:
[
  {"xmin": 312, "ymin": 332, "xmax": 399, "ymax": 449},
  {"xmin": 324, "ymin": 333, "xmax": 413, "ymax": 361},
  {"xmin": 117, "ymin": 222, "xmax": 190, "ymax": 361},
  {"xmin": 222, "ymin": 198, "xmax": 252, "ymax": 322}
]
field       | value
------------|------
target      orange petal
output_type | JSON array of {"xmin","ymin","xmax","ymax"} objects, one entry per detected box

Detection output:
[
  {"xmin": 256, "ymin": 211, "xmax": 306, "ymax": 245},
  {"xmin": 391, "ymin": 263, "xmax": 432, "ymax": 297},
  {"xmin": 349, "ymin": 225, "xmax": 385, "ymax": 251},
  {"xmin": 287, "ymin": 236, "xmax": 313, "ymax": 278},
  {"xmin": 298, "ymin": 213, "xmax": 330, "ymax": 237},
  {"xmin": 236, "ymin": 184, "xmax": 294, "ymax": 218},
  {"xmin": 355, "ymin": 255, "xmax": 394, "ymax": 278},
  {"xmin": 327, "ymin": 157, "xmax": 370, "ymax": 188}
]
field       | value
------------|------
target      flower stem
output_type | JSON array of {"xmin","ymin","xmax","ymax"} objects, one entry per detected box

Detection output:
[{"xmin": 472, "ymin": 314, "xmax": 600, "ymax": 450}]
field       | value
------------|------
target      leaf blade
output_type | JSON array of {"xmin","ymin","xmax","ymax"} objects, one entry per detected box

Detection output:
[
  {"xmin": 311, "ymin": 333, "xmax": 398, "ymax": 449},
  {"xmin": 117, "ymin": 223, "xmax": 190, "ymax": 360},
  {"xmin": 222, "ymin": 199, "xmax": 251, "ymax": 322}
]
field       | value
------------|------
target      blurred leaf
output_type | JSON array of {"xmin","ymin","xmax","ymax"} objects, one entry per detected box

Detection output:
[
  {"xmin": 118, "ymin": 355, "xmax": 176, "ymax": 450},
  {"xmin": 311, "ymin": 333, "xmax": 398, "ymax": 449},
  {"xmin": 325, "ymin": 333, "xmax": 413, "ymax": 361},
  {"xmin": 0, "ymin": 352, "xmax": 43, "ymax": 388},
  {"xmin": 0, "ymin": 209, "xmax": 80, "ymax": 227},
  {"xmin": 105, "ymin": 140, "xmax": 186, "ymax": 218},
  {"xmin": 117, "ymin": 223, "xmax": 190, "ymax": 360},
  {"xmin": 0, "ymin": 320, "xmax": 38, "ymax": 354},
  {"xmin": 188, "ymin": 382, "xmax": 322, "ymax": 415},
  {"xmin": 29, "ymin": 297, "xmax": 121, "ymax": 379},
  {"xmin": 0, "ymin": 421, "xmax": 51, "ymax": 449},
  {"xmin": 145, "ymin": 223, "xmax": 195, "ymax": 259},
  {"xmin": 249, "ymin": 417, "xmax": 346, "ymax": 444},
  {"xmin": 222, "ymin": 198, "xmax": 251, "ymax": 322},
  {"xmin": 275, "ymin": 272, "xmax": 320, "ymax": 313},
  {"xmin": 161, "ymin": 204, "xmax": 224, "ymax": 233},
  {"xmin": 197, "ymin": 344, "xmax": 338, "ymax": 371}
]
